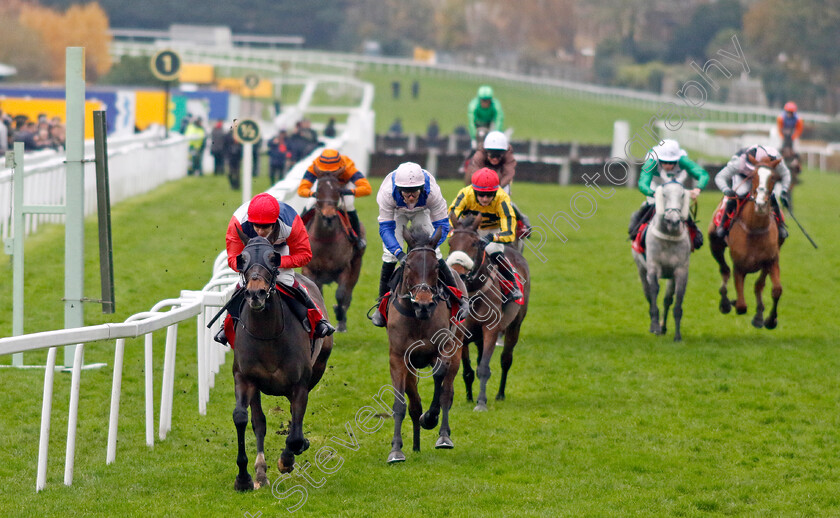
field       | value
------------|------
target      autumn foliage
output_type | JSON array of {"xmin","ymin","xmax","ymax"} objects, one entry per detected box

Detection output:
[{"xmin": 17, "ymin": 1, "xmax": 112, "ymax": 81}]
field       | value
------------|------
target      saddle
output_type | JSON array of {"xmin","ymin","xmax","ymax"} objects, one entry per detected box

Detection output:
[{"xmin": 632, "ymin": 222, "xmax": 700, "ymax": 256}]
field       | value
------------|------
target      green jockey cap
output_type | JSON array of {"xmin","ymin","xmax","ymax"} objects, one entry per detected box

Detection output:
[{"xmin": 477, "ymin": 85, "xmax": 493, "ymax": 99}]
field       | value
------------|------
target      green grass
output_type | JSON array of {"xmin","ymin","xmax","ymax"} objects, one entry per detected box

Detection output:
[{"xmin": 1, "ymin": 166, "xmax": 839, "ymax": 516}]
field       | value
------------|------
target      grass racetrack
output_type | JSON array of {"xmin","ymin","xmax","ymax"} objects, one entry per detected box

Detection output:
[{"xmin": 1, "ymin": 165, "xmax": 839, "ymax": 516}]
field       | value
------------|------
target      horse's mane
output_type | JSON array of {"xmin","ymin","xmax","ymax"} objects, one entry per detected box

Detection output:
[
  {"xmin": 456, "ymin": 214, "xmax": 480, "ymax": 230},
  {"xmin": 406, "ymin": 224, "xmax": 434, "ymax": 248}
]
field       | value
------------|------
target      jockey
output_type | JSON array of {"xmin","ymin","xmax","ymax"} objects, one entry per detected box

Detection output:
[
  {"xmin": 298, "ymin": 148, "xmax": 372, "ymax": 250},
  {"xmin": 713, "ymin": 144, "xmax": 792, "ymax": 242},
  {"xmin": 465, "ymin": 130, "xmax": 531, "ymax": 231},
  {"xmin": 215, "ymin": 192, "xmax": 335, "ymax": 345},
  {"xmin": 777, "ymin": 101, "xmax": 804, "ymax": 146},
  {"xmin": 371, "ymin": 162, "xmax": 463, "ymax": 327},
  {"xmin": 628, "ymin": 139, "xmax": 708, "ymax": 250},
  {"xmin": 467, "ymin": 85, "xmax": 504, "ymax": 142},
  {"xmin": 449, "ymin": 168, "xmax": 523, "ymax": 302}
]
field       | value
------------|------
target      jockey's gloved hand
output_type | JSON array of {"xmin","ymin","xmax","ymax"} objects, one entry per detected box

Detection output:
[
  {"xmin": 723, "ymin": 188, "xmax": 736, "ymax": 198},
  {"xmin": 780, "ymin": 190, "xmax": 791, "ymax": 208},
  {"xmin": 340, "ymin": 188, "xmax": 354, "ymax": 196},
  {"xmin": 479, "ymin": 234, "xmax": 495, "ymax": 247},
  {"xmin": 395, "ymin": 250, "xmax": 407, "ymax": 265}
]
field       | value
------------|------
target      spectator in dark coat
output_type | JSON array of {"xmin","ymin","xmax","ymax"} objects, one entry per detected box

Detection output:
[
  {"xmin": 210, "ymin": 121, "xmax": 227, "ymax": 175},
  {"xmin": 267, "ymin": 130, "xmax": 291, "ymax": 184}
]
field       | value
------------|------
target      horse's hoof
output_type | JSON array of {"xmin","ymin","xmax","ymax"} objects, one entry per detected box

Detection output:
[
  {"xmin": 673, "ymin": 333, "xmax": 682, "ymax": 342},
  {"xmin": 278, "ymin": 455, "xmax": 295, "ymax": 473},
  {"xmin": 234, "ymin": 475, "xmax": 254, "ymax": 492},
  {"xmin": 495, "ymin": 393, "xmax": 505, "ymax": 401},
  {"xmin": 752, "ymin": 316, "xmax": 764, "ymax": 328},
  {"xmin": 419, "ymin": 412, "xmax": 438, "ymax": 430},
  {"xmin": 337, "ymin": 322, "xmax": 347, "ymax": 333},
  {"xmin": 435, "ymin": 436, "xmax": 454, "ymax": 449},
  {"xmin": 474, "ymin": 403, "xmax": 488, "ymax": 412},
  {"xmin": 765, "ymin": 319, "xmax": 777, "ymax": 330},
  {"xmin": 736, "ymin": 306, "xmax": 747, "ymax": 315},
  {"xmin": 387, "ymin": 450, "xmax": 406, "ymax": 463},
  {"xmin": 292, "ymin": 438, "xmax": 310, "ymax": 456},
  {"xmin": 720, "ymin": 299, "xmax": 732, "ymax": 314}
]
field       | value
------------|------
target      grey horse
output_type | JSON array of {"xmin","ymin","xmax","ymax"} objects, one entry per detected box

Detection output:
[{"xmin": 632, "ymin": 181, "xmax": 692, "ymax": 341}]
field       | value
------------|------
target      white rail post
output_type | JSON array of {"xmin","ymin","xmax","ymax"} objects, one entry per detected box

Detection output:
[
  {"xmin": 159, "ymin": 324, "xmax": 178, "ymax": 439},
  {"xmin": 144, "ymin": 333, "xmax": 154, "ymax": 447},
  {"xmin": 36, "ymin": 347, "xmax": 58, "ymax": 491},
  {"xmin": 63, "ymin": 343, "xmax": 84, "ymax": 485},
  {"xmin": 107, "ymin": 338, "xmax": 126, "ymax": 464}
]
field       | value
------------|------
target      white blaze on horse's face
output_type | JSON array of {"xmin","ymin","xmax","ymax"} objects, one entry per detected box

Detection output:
[{"xmin": 754, "ymin": 166, "xmax": 773, "ymax": 212}]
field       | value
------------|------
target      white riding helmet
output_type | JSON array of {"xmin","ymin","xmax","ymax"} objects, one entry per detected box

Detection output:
[
  {"xmin": 483, "ymin": 131, "xmax": 508, "ymax": 151},
  {"xmin": 651, "ymin": 139, "xmax": 685, "ymax": 162},
  {"xmin": 393, "ymin": 162, "xmax": 426, "ymax": 188},
  {"xmin": 745, "ymin": 145, "xmax": 781, "ymax": 170}
]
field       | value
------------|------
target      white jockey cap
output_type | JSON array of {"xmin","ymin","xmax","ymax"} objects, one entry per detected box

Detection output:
[
  {"xmin": 483, "ymin": 130, "xmax": 508, "ymax": 151},
  {"xmin": 651, "ymin": 139, "xmax": 686, "ymax": 162},
  {"xmin": 393, "ymin": 162, "xmax": 426, "ymax": 188}
]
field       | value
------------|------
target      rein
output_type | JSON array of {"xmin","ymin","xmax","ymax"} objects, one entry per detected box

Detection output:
[{"xmin": 396, "ymin": 246, "xmax": 445, "ymax": 306}]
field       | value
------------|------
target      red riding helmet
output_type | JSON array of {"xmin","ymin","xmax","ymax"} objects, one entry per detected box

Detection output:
[
  {"xmin": 247, "ymin": 193, "xmax": 280, "ymax": 224},
  {"xmin": 471, "ymin": 168, "xmax": 500, "ymax": 192},
  {"xmin": 784, "ymin": 101, "xmax": 797, "ymax": 112}
]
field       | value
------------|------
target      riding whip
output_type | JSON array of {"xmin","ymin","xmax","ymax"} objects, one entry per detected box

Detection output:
[
  {"xmin": 206, "ymin": 286, "xmax": 246, "ymax": 328},
  {"xmin": 782, "ymin": 197, "xmax": 818, "ymax": 249}
]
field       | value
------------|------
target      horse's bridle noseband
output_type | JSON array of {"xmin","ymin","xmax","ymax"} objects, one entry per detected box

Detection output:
[{"xmin": 398, "ymin": 246, "xmax": 446, "ymax": 305}]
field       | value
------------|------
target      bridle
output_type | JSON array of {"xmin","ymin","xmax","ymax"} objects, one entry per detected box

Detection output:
[{"xmin": 397, "ymin": 246, "xmax": 446, "ymax": 306}]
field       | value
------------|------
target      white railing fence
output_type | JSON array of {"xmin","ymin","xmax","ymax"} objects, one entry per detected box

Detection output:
[
  {"xmin": 0, "ymin": 65, "xmax": 373, "ymax": 490},
  {"xmin": 0, "ymin": 127, "xmax": 189, "ymax": 241}
]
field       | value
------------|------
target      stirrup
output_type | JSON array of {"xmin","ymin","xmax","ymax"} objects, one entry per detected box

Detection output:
[
  {"xmin": 371, "ymin": 311, "xmax": 386, "ymax": 328},
  {"xmin": 213, "ymin": 328, "xmax": 228, "ymax": 345},
  {"xmin": 314, "ymin": 320, "xmax": 336, "ymax": 338}
]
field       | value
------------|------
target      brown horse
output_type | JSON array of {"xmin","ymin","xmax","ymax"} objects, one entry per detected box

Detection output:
[
  {"xmin": 781, "ymin": 135, "xmax": 802, "ymax": 208},
  {"xmin": 446, "ymin": 214, "xmax": 530, "ymax": 411},
  {"xmin": 301, "ymin": 173, "xmax": 364, "ymax": 332},
  {"xmin": 231, "ymin": 232, "xmax": 333, "ymax": 491},
  {"xmin": 384, "ymin": 225, "xmax": 464, "ymax": 463},
  {"xmin": 707, "ymin": 158, "xmax": 783, "ymax": 329}
]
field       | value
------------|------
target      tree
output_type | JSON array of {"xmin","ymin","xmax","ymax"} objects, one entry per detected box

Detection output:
[
  {"xmin": 667, "ymin": 0, "xmax": 743, "ymax": 63},
  {"xmin": 19, "ymin": 2, "xmax": 112, "ymax": 81},
  {"xmin": 0, "ymin": 4, "xmax": 52, "ymax": 81}
]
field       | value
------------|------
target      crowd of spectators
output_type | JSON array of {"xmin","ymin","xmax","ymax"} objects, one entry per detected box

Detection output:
[{"xmin": 0, "ymin": 108, "xmax": 67, "ymax": 156}]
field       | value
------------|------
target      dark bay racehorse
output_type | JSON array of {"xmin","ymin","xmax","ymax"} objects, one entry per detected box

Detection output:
[
  {"xmin": 301, "ymin": 173, "xmax": 364, "ymax": 332},
  {"xmin": 707, "ymin": 157, "xmax": 783, "ymax": 329},
  {"xmin": 446, "ymin": 214, "xmax": 530, "ymax": 411},
  {"xmin": 631, "ymin": 181, "xmax": 691, "ymax": 341},
  {"xmin": 231, "ymin": 232, "xmax": 333, "ymax": 491},
  {"xmin": 385, "ymin": 226, "xmax": 464, "ymax": 463}
]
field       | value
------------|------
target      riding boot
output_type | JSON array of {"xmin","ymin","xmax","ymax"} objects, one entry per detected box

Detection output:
[
  {"xmin": 437, "ymin": 258, "xmax": 470, "ymax": 319},
  {"xmin": 213, "ymin": 287, "xmax": 246, "ymax": 345},
  {"xmin": 511, "ymin": 203, "xmax": 531, "ymax": 238},
  {"xmin": 629, "ymin": 203, "xmax": 653, "ymax": 241},
  {"xmin": 771, "ymin": 197, "xmax": 788, "ymax": 243},
  {"xmin": 491, "ymin": 251, "xmax": 522, "ymax": 302},
  {"xmin": 715, "ymin": 198, "xmax": 738, "ymax": 239},
  {"xmin": 347, "ymin": 210, "xmax": 366, "ymax": 250},
  {"xmin": 282, "ymin": 282, "xmax": 335, "ymax": 338},
  {"xmin": 687, "ymin": 218, "xmax": 703, "ymax": 250},
  {"xmin": 372, "ymin": 262, "xmax": 397, "ymax": 327}
]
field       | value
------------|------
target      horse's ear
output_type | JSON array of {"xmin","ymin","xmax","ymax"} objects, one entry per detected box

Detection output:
[
  {"xmin": 769, "ymin": 157, "xmax": 781, "ymax": 169},
  {"xmin": 449, "ymin": 210, "xmax": 458, "ymax": 229},
  {"xmin": 236, "ymin": 225, "xmax": 249, "ymax": 246},
  {"xmin": 403, "ymin": 227, "xmax": 415, "ymax": 249},
  {"xmin": 313, "ymin": 164, "xmax": 324, "ymax": 177},
  {"xmin": 333, "ymin": 165, "xmax": 346, "ymax": 178},
  {"xmin": 471, "ymin": 214, "xmax": 483, "ymax": 230},
  {"xmin": 236, "ymin": 252, "xmax": 248, "ymax": 272},
  {"xmin": 274, "ymin": 251, "xmax": 283, "ymax": 268},
  {"xmin": 747, "ymin": 153, "xmax": 758, "ymax": 166},
  {"xmin": 431, "ymin": 226, "xmax": 443, "ymax": 247}
]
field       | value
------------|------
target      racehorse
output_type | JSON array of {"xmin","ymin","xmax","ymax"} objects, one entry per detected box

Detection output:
[
  {"xmin": 631, "ymin": 181, "xmax": 692, "ymax": 341},
  {"xmin": 707, "ymin": 157, "xmax": 783, "ymax": 329},
  {"xmin": 780, "ymin": 134, "xmax": 802, "ymax": 208},
  {"xmin": 384, "ymin": 226, "xmax": 464, "ymax": 463},
  {"xmin": 446, "ymin": 214, "xmax": 530, "ymax": 411},
  {"xmin": 301, "ymin": 173, "xmax": 364, "ymax": 332},
  {"xmin": 231, "ymin": 232, "xmax": 333, "ymax": 491}
]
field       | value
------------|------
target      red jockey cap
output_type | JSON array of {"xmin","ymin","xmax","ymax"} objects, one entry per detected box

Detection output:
[
  {"xmin": 247, "ymin": 193, "xmax": 280, "ymax": 224},
  {"xmin": 471, "ymin": 168, "xmax": 500, "ymax": 192},
  {"xmin": 784, "ymin": 101, "xmax": 797, "ymax": 112}
]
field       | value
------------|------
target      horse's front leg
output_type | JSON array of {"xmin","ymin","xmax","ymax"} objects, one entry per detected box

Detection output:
[
  {"xmin": 662, "ymin": 278, "xmax": 675, "ymax": 336},
  {"xmin": 233, "ymin": 374, "xmax": 257, "ymax": 491},
  {"xmin": 672, "ymin": 268, "xmax": 688, "ymax": 342},
  {"xmin": 645, "ymin": 266, "xmax": 661, "ymax": 335},
  {"xmin": 733, "ymin": 269, "xmax": 748, "ymax": 315},
  {"xmin": 405, "ymin": 375, "xmax": 423, "ymax": 453},
  {"xmin": 752, "ymin": 270, "xmax": 767, "ymax": 328},
  {"xmin": 387, "ymin": 356, "xmax": 408, "ymax": 463},
  {"xmin": 460, "ymin": 329, "xmax": 475, "ymax": 402},
  {"xmin": 710, "ymin": 238, "xmax": 731, "ymax": 313},
  {"xmin": 764, "ymin": 262, "xmax": 782, "ymax": 330},
  {"xmin": 436, "ymin": 350, "xmax": 461, "ymax": 450},
  {"xmin": 278, "ymin": 384, "xmax": 310, "ymax": 474},
  {"xmin": 420, "ymin": 359, "xmax": 444, "ymax": 431},
  {"xmin": 334, "ymin": 272, "xmax": 354, "ymax": 333},
  {"xmin": 249, "ymin": 392, "xmax": 268, "ymax": 488},
  {"xmin": 474, "ymin": 327, "xmax": 498, "ymax": 412}
]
